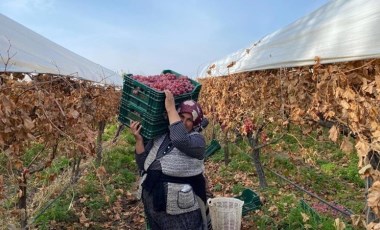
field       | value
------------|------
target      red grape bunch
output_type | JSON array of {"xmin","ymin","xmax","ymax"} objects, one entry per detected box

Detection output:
[
  {"xmin": 132, "ymin": 73, "xmax": 194, "ymax": 96},
  {"xmin": 242, "ymin": 118, "xmax": 255, "ymax": 136},
  {"xmin": 311, "ymin": 202, "xmax": 349, "ymax": 218}
]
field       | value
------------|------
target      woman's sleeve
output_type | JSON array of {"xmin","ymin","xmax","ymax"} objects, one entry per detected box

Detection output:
[
  {"xmin": 169, "ymin": 121, "xmax": 206, "ymax": 159},
  {"xmin": 135, "ymin": 139, "xmax": 153, "ymax": 171}
]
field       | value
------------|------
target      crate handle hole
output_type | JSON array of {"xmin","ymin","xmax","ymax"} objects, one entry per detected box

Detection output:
[{"xmin": 132, "ymin": 87, "xmax": 141, "ymax": 95}]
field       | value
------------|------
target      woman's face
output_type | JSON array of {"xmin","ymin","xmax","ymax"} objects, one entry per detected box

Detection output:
[{"xmin": 180, "ymin": 112, "xmax": 194, "ymax": 132}]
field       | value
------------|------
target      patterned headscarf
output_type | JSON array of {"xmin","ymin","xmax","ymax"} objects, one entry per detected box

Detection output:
[{"xmin": 177, "ymin": 100, "xmax": 204, "ymax": 127}]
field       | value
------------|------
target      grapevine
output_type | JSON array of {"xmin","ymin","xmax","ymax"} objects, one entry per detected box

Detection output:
[
  {"xmin": 0, "ymin": 72, "xmax": 121, "ymax": 228},
  {"xmin": 198, "ymin": 59, "xmax": 380, "ymax": 226}
]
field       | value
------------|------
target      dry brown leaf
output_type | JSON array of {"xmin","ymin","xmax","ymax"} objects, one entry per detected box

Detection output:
[
  {"xmin": 351, "ymin": 214, "xmax": 366, "ymax": 228},
  {"xmin": 300, "ymin": 212, "xmax": 310, "ymax": 223},
  {"xmin": 79, "ymin": 211, "xmax": 89, "ymax": 223},
  {"xmin": 367, "ymin": 222, "xmax": 380, "ymax": 230},
  {"xmin": 368, "ymin": 181, "xmax": 380, "ymax": 215},
  {"xmin": 324, "ymin": 110, "xmax": 335, "ymax": 119},
  {"xmin": 328, "ymin": 125, "xmax": 339, "ymax": 142},
  {"xmin": 268, "ymin": 205, "xmax": 278, "ymax": 216},
  {"xmin": 355, "ymin": 140, "xmax": 370, "ymax": 167},
  {"xmin": 340, "ymin": 136, "xmax": 353, "ymax": 153},
  {"xmin": 334, "ymin": 218, "xmax": 346, "ymax": 230},
  {"xmin": 68, "ymin": 109, "xmax": 80, "ymax": 119},
  {"xmin": 13, "ymin": 159, "xmax": 23, "ymax": 170},
  {"xmin": 17, "ymin": 189, "xmax": 23, "ymax": 198},
  {"xmin": 359, "ymin": 164, "xmax": 373, "ymax": 178},
  {"xmin": 23, "ymin": 117, "xmax": 34, "ymax": 130},
  {"xmin": 348, "ymin": 111, "xmax": 359, "ymax": 122},
  {"xmin": 301, "ymin": 224, "xmax": 312, "ymax": 229},
  {"xmin": 373, "ymin": 130, "xmax": 380, "ymax": 138},
  {"xmin": 371, "ymin": 142, "xmax": 380, "ymax": 153},
  {"xmin": 1, "ymin": 96, "xmax": 14, "ymax": 115},
  {"xmin": 342, "ymin": 88, "xmax": 356, "ymax": 100},
  {"xmin": 376, "ymin": 75, "xmax": 380, "ymax": 88},
  {"xmin": 96, "ymin": 166, "xmax": 107, "ymax": 176},
  {"xmin": 340, "ymin": 100, "xmax": 350, "ymax": 110},
  {"xmin": 26, "ymin": 133, "xmax": 36, "ymax": 140}
]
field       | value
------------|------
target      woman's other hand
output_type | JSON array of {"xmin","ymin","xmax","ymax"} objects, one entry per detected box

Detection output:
[{"xmin": 130, "ymin": 121, "xmax": 143, "ymax": 141}]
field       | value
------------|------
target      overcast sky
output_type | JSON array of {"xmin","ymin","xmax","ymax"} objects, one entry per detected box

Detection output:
[{"xmin": 0, "ymin": 0, "xmax": 329, "ymax": 78}]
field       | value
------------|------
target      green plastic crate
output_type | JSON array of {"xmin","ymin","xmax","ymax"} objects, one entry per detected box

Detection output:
[
  {"xmin": 161, "ymin": 69, "xmax": 183, "ymax": 77},
  {"xmin": 121, "ymin": 71, "xmax": 201, "ymax": 115},
  {"xmin": 118, "ymin": 102, "xmax": 169, "ymax": 140},
  {"xmin": 235, "ymin": 188, "xmax": 262, "ymax": 216},
  {"xmin": 299, "ymin": 199, "xmax": 321, "ymax": 221},
  {"xmin": 205, "ymin": 139, "xmax": 221, "ymax": 159},
  {"xmin": 119, "ymin": 98, "xmax": 168, "ymax": 121}
]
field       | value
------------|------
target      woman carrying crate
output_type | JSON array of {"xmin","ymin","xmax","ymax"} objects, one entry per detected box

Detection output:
[{"xmin": 130, "ymin": 90, "xmax": 211, "ymax": 230}]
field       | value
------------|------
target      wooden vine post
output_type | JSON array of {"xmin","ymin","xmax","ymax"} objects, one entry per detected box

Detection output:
[
  {"xmin": 96, "ymin": 120, "xmax": 106, "ymax": 164},
  {"xmin": 18, "ymin": 169, "xmax": 28, "ymax": 229},
  {"xmin": 223, "ymin": 131, "xmax": 230, "ymax": 166}
]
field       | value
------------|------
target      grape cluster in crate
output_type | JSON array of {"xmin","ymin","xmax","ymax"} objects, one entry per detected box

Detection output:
[{"xmin": 132, "ymin": 73, "xmax": 194, "ymax": 96}]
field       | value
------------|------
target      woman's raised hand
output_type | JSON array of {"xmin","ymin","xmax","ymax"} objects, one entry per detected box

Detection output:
[{"xmin": 164, "ymin": 90, "xmax": 176, "ymax": 112}]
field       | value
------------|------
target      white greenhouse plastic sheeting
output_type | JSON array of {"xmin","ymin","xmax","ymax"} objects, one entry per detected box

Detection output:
[
  {"xmin": 199, "ymin": 0, "xmax": 380, "ymax": 78},
  {"xmin": 0, "ymin": 13, "xmax": 122, "ymax": 86}
]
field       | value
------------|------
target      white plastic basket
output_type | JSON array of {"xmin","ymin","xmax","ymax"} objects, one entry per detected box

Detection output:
[{"xmin": 207, "ymin": 197, "xmax": 244, "ymax": 230}]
